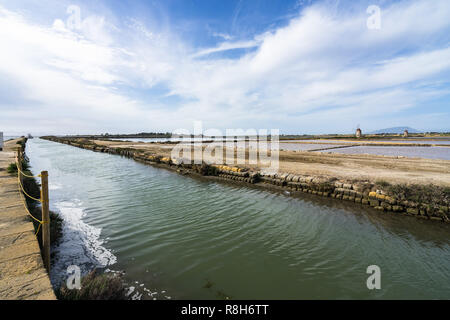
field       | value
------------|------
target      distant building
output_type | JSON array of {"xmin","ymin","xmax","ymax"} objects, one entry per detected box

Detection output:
[
  {"xmin": 403, "ymin": 129, "xmax": 409, "ymax": 138},
  {"xmin": 356, "ymin": 128, "xmax": 362, "ymax": 138}
]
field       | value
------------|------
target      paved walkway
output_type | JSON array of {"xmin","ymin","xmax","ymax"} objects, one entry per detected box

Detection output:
[{"xmin": 0, "ymin": 139, "xmax": 55, "ymax": 300}]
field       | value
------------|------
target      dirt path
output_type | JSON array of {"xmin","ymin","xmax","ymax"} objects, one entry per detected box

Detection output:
[
  {"xmin": 92, "ymin": 139, "xmax": 450, "ymax": 186},
  {"xmin": 0, "ymin": 139, "xmax": 55, "ymax": 300}
]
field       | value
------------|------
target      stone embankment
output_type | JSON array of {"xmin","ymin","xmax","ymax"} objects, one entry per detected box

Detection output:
[
  {"xmin": 0, "ymin": 139, "xmax": 55, "ymax": 300},
  {"xmin": 42, "ymin": 136, "xmax": 450, "ymax": 223}
]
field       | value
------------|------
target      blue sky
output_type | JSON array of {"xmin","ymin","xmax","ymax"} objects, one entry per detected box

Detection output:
[{"xmin": 1, "ymin": 0, "xmax": 449, "ymax": 135}]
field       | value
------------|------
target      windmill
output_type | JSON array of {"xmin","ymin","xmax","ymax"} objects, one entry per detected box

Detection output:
[{"xmin": 355, "ymin": 124, "xmax": 362, "ymax": 138}]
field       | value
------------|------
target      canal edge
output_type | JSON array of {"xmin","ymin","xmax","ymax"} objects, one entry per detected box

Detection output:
[
  {"xmin": 41, "ymin": 136, "xmax": 450, "ymax": 224},
  {"xmin": 0, "ymin": 138, "xmax": 56, "ymax": 300}
]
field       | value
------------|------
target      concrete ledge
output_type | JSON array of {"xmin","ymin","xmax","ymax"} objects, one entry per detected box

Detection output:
[{"xmin": 0, "ymin": 139, "xmax": 55, "ymax": 300}]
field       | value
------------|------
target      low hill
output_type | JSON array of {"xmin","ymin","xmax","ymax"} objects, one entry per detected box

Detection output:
[{"xmin": 369, "ymin": 127, "xmax": 420, "ymax": 134}]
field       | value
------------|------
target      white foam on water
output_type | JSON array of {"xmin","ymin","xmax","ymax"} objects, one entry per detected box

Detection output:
[
  {"xmin": 50, "ymin": 200, "xmax": 117, "ymax": 286},
  {"xmin": 49, "ymin": 183, "xmax": 62, "ymax": 190}
]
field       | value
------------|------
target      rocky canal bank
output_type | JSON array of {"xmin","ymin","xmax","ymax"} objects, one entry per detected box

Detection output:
[{"xmin": 41, "ymin": 136, "xmax": 450, "ymax": 224}]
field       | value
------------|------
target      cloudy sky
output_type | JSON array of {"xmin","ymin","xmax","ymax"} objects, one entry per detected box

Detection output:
[{"xmin": 1, "ymin": 0, "xmax": 449, "ymax": 136}]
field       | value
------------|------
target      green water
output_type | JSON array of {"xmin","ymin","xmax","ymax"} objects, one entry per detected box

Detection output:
[{"xmin": 26, "ymin": 139, "xmax": 450, "ymax": 299}]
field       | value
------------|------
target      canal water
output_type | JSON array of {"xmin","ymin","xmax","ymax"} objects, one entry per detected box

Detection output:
[{"xmin": 26, "ymin": 139, "xmax": 450, "ymax": 300}]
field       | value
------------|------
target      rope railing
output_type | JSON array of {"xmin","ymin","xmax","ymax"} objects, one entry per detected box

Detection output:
[
  {"xmin": 17, "ymin": 171, "xmax": 43, "ymax": 203},
  {"xmin": 15, "ymin": 148, "xmax": 51, "ymax": 273},
  {"xmin": 18, "ymin": 166, "xmax": 42, "ymax": 179},
  {"xmin": 16, "ymin": 158, "xmax": 44, "ymax": 235}
]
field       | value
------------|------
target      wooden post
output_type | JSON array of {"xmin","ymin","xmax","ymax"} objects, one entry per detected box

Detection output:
[
  {"xmin": 17, "ymin": 150, "xmax": 23, "ymax": 186},
  {"xmin": 40, "ymin": 171, "xmax": 50, "ymax": 273}
]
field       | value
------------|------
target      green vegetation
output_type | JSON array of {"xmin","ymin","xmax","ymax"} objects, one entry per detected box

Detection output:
[
  {"xmin": 7, "ymin": 163, "xmax": 18, "ymax": 175},
  {"xmin": 49, "ymin": 211, "xmax": 63, "ymax": 246},
  {"xmin": 376, "ymin": 180, "xmax": 391, "ymax": 188},
  {"xmin": 10, "ymin": 158, "xmax": 63, "ymax": 246},
  {"xmin": 196, "ymin": 163, "xmax": 219, "ymax": 176},
  {"xmin": 384, "ymin": 183, "xmax": 450, "ymax": 207},
  {"xmin": 7, "ymin": 160, "xmax": 30, "ymax": 175},
  {"xmin": 16, "ymin": 140, "xmax": 25, "ymax": 148},
  {"xmin": 57, "ymin": 270, "xmax": 129, "ymax": 300}
]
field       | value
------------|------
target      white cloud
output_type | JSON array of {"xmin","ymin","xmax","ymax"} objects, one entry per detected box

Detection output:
[
  {"xmin": 212, "ymin": 32, "xmax": 233, "ymax": 41},
  {"xmin": 192, "ymin": 39, "xmax": 261, "ymax": 58},
  {"xmin": 1, "ymin": 0, "xmax": 450, "ymax": 135}
]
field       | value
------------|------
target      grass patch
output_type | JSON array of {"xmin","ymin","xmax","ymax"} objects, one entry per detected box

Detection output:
[
  {"xmin": 7, "ymin": 160, "xmax": 30, "ymax": 175},
  {"xmin": 12, "ymin": 157, "xmax": 63, "ymax": 246},
  {"xmin": 25, "ymin": 186, "xmax": 63, "ymax": 247},
  {"xmin": 57, "ymin": 270, "xmax": 129, "ymax": 300},
  {"xmin": 375, "ymin": 180, "xmax": 391, "ymax": 188},
  {"xmin": 384, "ymin": 183, "xmax": 450, "ymax": 207},
  {"xmin": 7, "ymin": 163, "xmax": 18, "ymax": 175},
  {"xmin": 50, "ymin": 211, "xmax": 63, "ymax": 244},
  {"xmin": 195, "ymin": 163, "xmax": 219, "ymax": 176},
  {"xmin": 16, "ymin": 140, "xmax": 25, "ymax": 148}
]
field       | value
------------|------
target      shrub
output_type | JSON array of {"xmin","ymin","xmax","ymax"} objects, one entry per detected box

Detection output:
[
  {"xmin": 385, "ymin": 184, "xmax": 450, "ymax": 207},
  {"xmin": 197, "ymin": 163, "xmax": 218, "ymax": 176},
  {"xmin": 7, "ymin": 163, "xmax": 18, "ymax": 175},
  {"xmin": 7, "ymin": 160, "xmax": 30, "ymax": 175},
  {"xmin": 50, "ymin": 211, "xmax": 63, "ymax": 246},
  {"xmin": 57, "ymin": 270, "xmax": 129, "ymax": 300},
  {"xmin": 12, "ymin": 157, "xmax": 63, "ymax": 246},
  {"xmin": 376, "ymin": 180, "xmax": 391, "ymax": 188}
]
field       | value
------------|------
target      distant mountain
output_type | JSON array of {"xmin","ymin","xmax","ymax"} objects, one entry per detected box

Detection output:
[{"xmin": 369, "ymin": 127, "xmax": 420, "ymax": 134}]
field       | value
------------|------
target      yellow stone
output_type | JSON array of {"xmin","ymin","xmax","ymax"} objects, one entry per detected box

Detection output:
[
  {"xmin": 376, "ymin": 194, "xmax": 386, "ymax": 200},
  {"xmin": 369, "ymin": 191, "xmax": 377, "ymax": 198}
]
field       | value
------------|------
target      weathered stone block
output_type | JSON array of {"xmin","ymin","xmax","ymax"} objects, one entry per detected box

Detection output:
[
  {"xmin": 381, "ymin": 202, "xmax": 392, "ymax": 211},
  {"xmin": 376, "ymin": 194, "xmax": 387, "ymax": 201},
  {"xmin": 370, "ymin": 200, "xmax": 380, "ymax": 207},
  {"xmin": 280, "ymin": 173, "xmax": 289, "ymax": 180},
  {"xmin": 334, "ymin": 188, "xmax": 345, "ymax": 194},
  {"xmin": 385, "ymin": 196, "xmax": 397, "ymax": 205}
]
